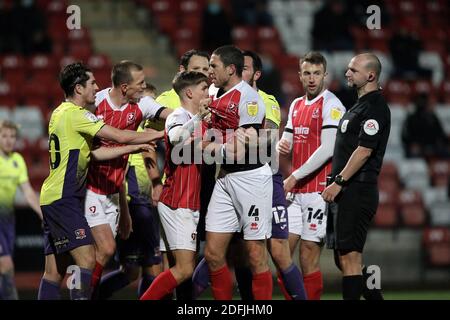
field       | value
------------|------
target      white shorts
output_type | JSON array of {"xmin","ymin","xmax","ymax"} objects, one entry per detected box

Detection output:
[
  {"xmin": 286, "ymin": 192, "xmax": 327, "ymax": 243},
  {"xmin": 84, "ymin": 189, "xmax": 120, "ymax": 237},
  {"xmin": 205, "ymin": 164, "xmax": 273, "ymax": 240},
  {"xmin": 158, "ymin": 202, "xmax": 199, "ymax": 252}
]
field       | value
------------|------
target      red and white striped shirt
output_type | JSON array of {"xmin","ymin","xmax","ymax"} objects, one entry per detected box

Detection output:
[
  {"xmin": 86, "ymin": 88, "xmax": 164, "ymax": 195},
  {"xmin": 159, "ymin": 107, "xmax": 203, "ymax": 210},
  {"xmin": 285, "ymin": 89, "xmax": 345, "ymax": 193}
]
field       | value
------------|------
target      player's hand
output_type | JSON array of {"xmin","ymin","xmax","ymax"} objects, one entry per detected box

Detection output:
[
  {"xmin": 283, "ymin": 175, "xmax": 297, "ymax": 194},
  {"xmin": 321, "ymin": 182, "xmax": 342, "ymax": 203},
  {"xmin": 277, "ymin": 138, "xmax": 291, "ymax": 155},
  {"xmin": 118, "ymin": 211, "xmax": 133, "ymax": 240},
  {"xmin": 198, "ymin": 98, "xmax": 211, "ymax": 119},
  {"xmin": 147, "ymin": 130, "xmax": 164, "ymax": 142},
  {"xmin": 131, "ymin": 143, "xmax": 155, "ymax": 154},
  {"xmin": 152, "ymin": 183, "xmax": 163, "ymax": 206}
]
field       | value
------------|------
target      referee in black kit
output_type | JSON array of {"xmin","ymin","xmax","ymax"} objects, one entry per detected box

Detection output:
[{"xmin": 322, "ymin": 53, "xmax": 390, "ymax": 300}]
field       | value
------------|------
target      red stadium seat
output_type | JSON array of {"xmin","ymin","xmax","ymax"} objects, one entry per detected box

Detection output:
[
  {"xmin": 68, "ymin": 42, "xmax": 93, "ymax": 62},
  {"xmin": 0, "ymin": 81, "xmax": 19, "ymax": 108},
  {"xmin": 385, "ymin": 80, "xmax": 412, "ymax": 106},
  {"xmin": 179, "ymin": 0, "xmax": 203, "ymax": 15},
  {"xmin": 27, "ymin": 54, "xmax": 58, "ymax": 81},
  {"xmin": 174, "ymin": 27, "xmax": 200, "ymax": 47},
  {"xmin": 156, "ymin": 14, "xmax": 179, "ymax": 38},
  {"xmin": 151, "ymin": 0, "xmax": 178, "ymax": 14},
  {"xmin": 232, "ymin": 26, "xmax": 257, "ymax": 52},
  {"xmin": 374, "ymin": 204, "xmax": 399, "ymax": 228},
  {"xmin": 1, "ymin": 55, "xmax": 26, "ymax": 76},
  {"xmin": 401, "ymin": 204, "xmax": 427, "ymax": 227},
  {"xmin": 439, "ymin": 80, "xmax": 450, "ymax": 103},
  {"xmin": 430, "ymin": 159, "xmax": 450, "ymax": 187},
  {"xmin": 94, "ymin": 70, "xmax": 112, "ymax": 90},
  {"xmin": 423, "ymin": 227, "xmax": 450, "ymax": 267}
]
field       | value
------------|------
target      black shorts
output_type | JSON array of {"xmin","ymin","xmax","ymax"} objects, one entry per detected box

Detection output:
[{"xmin": 327, "ymin": 181, "xmax": 379, "ymax": 253}]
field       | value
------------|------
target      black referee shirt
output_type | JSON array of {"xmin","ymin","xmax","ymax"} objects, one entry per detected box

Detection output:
[{"xmin": 331, "ymin": 89, "xmax": 391, "ymax": 183}]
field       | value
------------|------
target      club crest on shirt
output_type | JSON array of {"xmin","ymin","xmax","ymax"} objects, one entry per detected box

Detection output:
[
  {"xmin": 127, "ymin": 112, "xmax": 136, "ymax": 124},
  {"xmin": 247, "ymin": 101, "xmax": 258, "ymax": 116},
  {"xmin": 312, "ymin": 108, "xmax": 320, "ymax": 119},
  {"xmin": 227, "ymin": 102, "xmax": 238, "ymax": 114}
]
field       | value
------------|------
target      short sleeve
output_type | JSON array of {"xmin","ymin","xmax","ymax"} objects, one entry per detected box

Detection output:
[
  {"xmin": 263, "ymin": 94, "xmax": 281, "ymax": 127},
  {"xmin": 165, "ymin": 110, "xmax": 189, "ymax": 144},
  {"xmin": 322, "ymin": 96, "xmax": 346, "ymax": 128},
  {"xmin": 238, "ymin": 93, "xmax": 265, "ymax": 127},
  {"xmin": 72, "ymin": 109, "xmax": 105, "ymax": 137},
  {"xmin": 358, "ymin": 103, "xmax": 389, "ymax": 149},
  {"xmin": 16, "ymin": 153, "xmax": 29, "ymax": 185},
  {"xmin": 139, "ymin": 96, "xmax": 166, "ymax": 120}
]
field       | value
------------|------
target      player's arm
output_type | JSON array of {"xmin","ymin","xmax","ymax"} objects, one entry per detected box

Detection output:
[
  {"xmin": 284, "ymin": 128, "xmax": 337, "ymax": 193},
  {"xmin": 118, "ymin": 177, "xmax": 132, "ymax": 240},
  {"xmin": 91, "ymin": 144, "xmax": 155, "ymax": 161},
  {"xmin": 276, "ymin": 99, "xmax": 296, "ymax": 155},
  {"xmin": 141, "ymin": 128, "xmax": 163, "ymax": 206},
  {"xmin": 20, "ymin": 182, "xmax": 43, "ymax": 220},
  {"xmin": 96, "ymin": 125, "xmax": 164, "ymax": 145}
]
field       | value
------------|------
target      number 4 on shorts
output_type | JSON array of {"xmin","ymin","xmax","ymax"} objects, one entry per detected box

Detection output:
[{"xmin": 248, "ymin": 205, "xmax": 259, "ymax": 217}]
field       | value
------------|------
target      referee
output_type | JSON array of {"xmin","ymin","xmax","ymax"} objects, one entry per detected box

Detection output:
[{"xmin": 322, "ymin": 53, "xmax": 390, "ymax": 300}]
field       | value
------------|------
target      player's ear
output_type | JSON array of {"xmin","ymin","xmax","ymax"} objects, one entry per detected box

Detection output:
[
  {"xmin": 254, "ymin": 70, "xmax": 262, "ymax": 82},
  {"xmin": 185, "ymin": 87, "xmax": 193, "ymax": 99},
  {"xmin": 228, "ymin": 64, "xmax": 235, "ymax": 76},
  {"xmin": 120, "ymin": 83, "xmax": 128, "ymax": 95}
]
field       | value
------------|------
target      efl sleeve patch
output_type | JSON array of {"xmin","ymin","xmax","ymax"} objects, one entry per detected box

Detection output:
[
  {"xmin": 331, "ymin": 107, "xmax": 343, "ymax": 120},
  {"xmin": 246, "ymin": 101, "xmax": 258, "ymax": 116},
  {"xmin": 363, "ymin": 119, "xmax": 379, "ymax": 136},
  {"xmin": 84, "ymin": 111, "xmax": 99, "ymax": 123}
]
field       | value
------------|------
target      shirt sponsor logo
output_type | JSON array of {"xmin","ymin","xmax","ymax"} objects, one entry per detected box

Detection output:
[
  {"xmin": 294, "ymin": 126, "xmax": 310, "ymax": 138},
  {"xmin": 331, "ymin": 107, "xmax": 343, "ymax": 120},
  {"xmin": 363, "ymin": 119, "xmax": 379, "ymax": 136},
  {"xmin": 75, "ymin": 228, "xmax": 87, "ymax": 240},
  {"xmin": 341, "ymin": 119, "xmax": 349, "ymax": 133},
  {"xmin": 84, "ymin": 111, "xmax": 99, "ymax": 123},
  {"xmin": 246, "ymin": 101, "xmax": 258, "ymax": 116}
]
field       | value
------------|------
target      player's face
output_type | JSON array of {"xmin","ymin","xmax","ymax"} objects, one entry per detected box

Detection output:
[
  {"xmin": 242, "ymin": 56, "xmax": 255, "ymax": 86},
  {"xmin": 0, "ymin": 128, "xmax": 17, "ymax": 154},
  {"xmin": 345, "ymin": 57, "xmax": 366, "ymax": 89},
  {"xmin": 81, "ymin": 72, "xmax": 99, "ymax": 105},
  {"xmin": 126, "ymin": 70, "xmax": 146, "ymax": 103},
  {"xmin": 209, "ymin": 54, "xmax": 230, "ymax": 89},
  {"xmin": 187, "ymin": 55, "xmax": 210, "ymax": 76},
  {"xmin": 299, "ymin": 62, "xmax": 326, "ymax": 99},
  {"xmin": 190, "ymin": 81, "xmax": 210, "ymax": 105}
]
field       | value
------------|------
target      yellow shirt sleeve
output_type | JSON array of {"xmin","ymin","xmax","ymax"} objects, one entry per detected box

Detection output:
[
  {"xmin": 259, "ymin": 90, "xmax": 281, "ymax": 127},
  {"xmin": 72, "ymin": 109, "xmax": 105, "ymax": 137},
  {"xmin": 15, "ymin": 153, "xmax": 29, "ymax": 185}
]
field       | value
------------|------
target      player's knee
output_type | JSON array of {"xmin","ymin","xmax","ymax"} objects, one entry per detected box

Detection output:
[
  {"xmin": 0, "ymin": 257, "xmax": 14, "ymax": 273},
  {"xmin": 270, "ymin": 241, "xmax": 292, "ymax": 270},
  {"xmin": 176, "ymin": 263, "xmax": 195, "ymax": 282},
  {"xmin": 204, "ymin": 246, "xmax": 225, "ymax": 271},
  {"xmin": 247, "ymin": 245, "xmax": 267, "ymax": 272},
  {"xmin": 300, "ymin": 241, "xmax": 320, "ymax": 273},
  {"xmin": 98, "ymin": 241, "xmax": 116, "ymax": 261}
]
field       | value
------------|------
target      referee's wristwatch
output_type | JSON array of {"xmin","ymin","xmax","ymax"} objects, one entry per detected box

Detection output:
[{"xmin": 334, "ymin": 175, "xmax": 347, "ymax": 186}]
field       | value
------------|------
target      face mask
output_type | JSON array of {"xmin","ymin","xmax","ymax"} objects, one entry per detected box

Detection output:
[{"xmin": 208, "ymin": 3, "xmax": 221, "ymax": 14}]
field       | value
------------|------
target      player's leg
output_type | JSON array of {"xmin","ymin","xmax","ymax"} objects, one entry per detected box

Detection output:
[
  {"xmin": 139, "ymin": 263, "xmax": 162, "ymax": 298},
  {"xmin": 204, "ymin": 176, "xmax": 239, "ymax": 300},
  {"xmin": 85, "ymin": 190, "xmax": 120, "ymax": 297},
  {"xmin": 38, "ymin": 253, "xmax": 71, "ymax": 300},
  {"xmin": 69, "ymin": 244, "xmax": 96, "ymax": 300},
  {"xmin": 236, "ymin": 165, "xmax": 274, "ymax": 300},
  {"xmin": 0, "ymin": 216, "xmax": 18, "ymax": 300},
  {"xmin": 299, "ymin": 192, "xmax": 327, "ymax": 300}
]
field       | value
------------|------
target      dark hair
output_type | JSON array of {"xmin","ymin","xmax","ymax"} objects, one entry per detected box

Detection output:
[
  {"xmin": 172, "ymin": 71, "xmax": 208, "ymax": 96},
  {"xmin": 59, "ymin": 62, "xmax": 92, "ymax": 97},
  {"xmin": 301, "ymin": 51, "xmax": 327, "ymax": 72},
  {"xmin": 144, "ymin": 82, "xmax": 157, "ymax": 93},
  {"xmin": 112, "ymin": 60, "xmax": 143, "ymax": 87},
  {"xmin": 212, "ymin": 45, "xmax": 244, "ymax": 77},
  {"xmin": 180, "ymin": 50, "xmax": 210, "ymax": 69},
  {"xmin": 242, "ymin": 50, "xmax": 262, "ymax": 72}
]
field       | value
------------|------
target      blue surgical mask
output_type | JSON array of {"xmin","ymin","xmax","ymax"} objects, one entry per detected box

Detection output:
[{"xmin": 208, "ymin": 3, "xmax": 221, "ymax": 14}]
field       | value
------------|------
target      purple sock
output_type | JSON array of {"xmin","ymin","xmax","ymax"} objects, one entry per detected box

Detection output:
[
  {"xmin": 192, "ymin": 257, "xmax": 210, "ymax": 299},
  {"xmin": 70, "ymin": 267, "xmax": 92, "ymax": 300},
  {"xmin": 280, "ymin": 263, "xmax": 307, "ymax": 300},
  {"xmin": 37, "ymin": 278, "xmax": 61, "ymax": 300},
  {"xmin": 98, "ymin": 270, "xmax": 130, "ymax": 300},
  {"xmin": 138, "ymin": 273, "xmax": 155, "ymax": 298}
]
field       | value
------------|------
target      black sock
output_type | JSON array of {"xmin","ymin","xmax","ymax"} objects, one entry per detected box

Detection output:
[
  {"xmin": 342, "ymin": 275, "xmax": 363, "ymax": 300},
  {"xmin": 176, "ymin": 278, "xmax": 193, "ymax": 301},
  {"xmin": 362, "ymin": 266, "xmax": 384, "ymax": 300},
  {"xmin": 235, "ymin": 267, "xmax": 254, "ymax": 300}
]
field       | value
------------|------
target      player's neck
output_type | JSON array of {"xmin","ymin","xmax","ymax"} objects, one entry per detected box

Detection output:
[
  {"xmin": 0, "ymin": 149, "xmax": 9, "ymax": 158},
  {"xmin": 182, "ymin": 101, "xmax": 197, "ymax": 116},
  {"xmin": 223, "ymin": 77, "xmax": 241, "ymax": 92},
  {"xmin": 306, "ymin": 88, "xmax": 325, "ymax": 101},
  {"xmin": 66, "ymin": 96, "xmax": 86, "ymax": 108},
  {"xmin": 109, "ymin": 87, "xmax": 127, "ymax": 107}
]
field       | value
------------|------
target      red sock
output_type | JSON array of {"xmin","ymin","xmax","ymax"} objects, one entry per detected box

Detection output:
[
  {"xmin": 209, "ymin": 265, "xmax": 233, "ymax": 300},
  {"xmin": 252, "ymin": 270, "xmax": 273, "ymax": 300},
  {"xmin": 303, "ymin": 270, "xmax": 323, "ymax": 300},
  {"xmin": 276, "ymin": 272, "xmax": 292, "ymax": 300},
  {"xmin": 140, "ymin": 270, "xmax": 178, "ymax": 300},
  {"xmin": 90, "ymin": 262, "xmax": 104, "ymax": 296}
]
